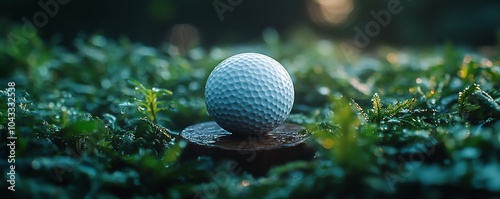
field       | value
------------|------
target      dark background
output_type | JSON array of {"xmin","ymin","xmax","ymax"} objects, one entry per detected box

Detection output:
[{"xmin": 1, "ymin": 0, "xmax": 499, "ymax": 47}]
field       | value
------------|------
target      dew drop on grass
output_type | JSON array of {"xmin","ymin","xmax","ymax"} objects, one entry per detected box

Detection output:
[
  {"xmin": 380, "ymin": 125, "xmax": 388, "ymax": 131},
  {"xmin": 318, "ymin": 86, "xmax": 330, "ymax": 95}
]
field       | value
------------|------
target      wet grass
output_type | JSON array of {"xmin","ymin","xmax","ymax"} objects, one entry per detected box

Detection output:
[{"xmin": 1, "ymin": 25, "xmax": 500, "ymax": 198}]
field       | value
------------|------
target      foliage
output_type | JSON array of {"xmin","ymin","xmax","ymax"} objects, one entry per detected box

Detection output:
[
  {"xmin": 121, "ymin": 78, "xmax": 173, "ymax": 124},
  {"xmin": 1, "ymin": 24, "xmax": 500, "ymax": 198}
]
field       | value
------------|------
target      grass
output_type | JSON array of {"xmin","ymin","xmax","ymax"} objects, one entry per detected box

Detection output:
[{"xmin": 1, "ymin": 24, "xmax": 500, "ymax": 198}]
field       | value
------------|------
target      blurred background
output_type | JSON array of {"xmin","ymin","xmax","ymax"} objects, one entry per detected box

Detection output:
[{"xmin": 1, "ymin": 0, "xmax": 499, "ymax": 48}]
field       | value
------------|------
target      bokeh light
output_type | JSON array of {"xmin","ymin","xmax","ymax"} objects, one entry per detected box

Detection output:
[{"xmin": 307, "ymin": 0, "xmax": 354, "ymax": 26}]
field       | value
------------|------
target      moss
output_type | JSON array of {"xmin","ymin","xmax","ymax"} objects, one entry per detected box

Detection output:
[{"xmin": 1, "ymin": 23, "xmax": 500, "ymax": 198}]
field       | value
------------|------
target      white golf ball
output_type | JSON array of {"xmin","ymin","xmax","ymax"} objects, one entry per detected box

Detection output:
[{"xmin": 205, "ymin": 53, "xmax": 294, "ymax": 136}]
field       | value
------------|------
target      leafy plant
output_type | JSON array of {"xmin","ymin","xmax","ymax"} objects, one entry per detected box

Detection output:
[
  {"xmin": 458, "ymin": 84, "xmax": 500, "ymax": 124},
  {"xmin": 121, "ymin": 78, "xmax": 173, "ymax": 124},
  {"xmin": 314, "ymin": 96, "xmax": 377, "ymax": 170}
]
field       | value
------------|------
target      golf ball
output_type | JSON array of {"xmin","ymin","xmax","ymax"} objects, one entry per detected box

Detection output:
[{"xmin": 205, "ymin": 53, "xmax": 294, "ymax": 136}]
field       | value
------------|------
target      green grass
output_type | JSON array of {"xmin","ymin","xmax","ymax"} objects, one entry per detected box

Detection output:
[{"xmin": 1, "ymin": 24, "xmax": 500, "ymax": 198}]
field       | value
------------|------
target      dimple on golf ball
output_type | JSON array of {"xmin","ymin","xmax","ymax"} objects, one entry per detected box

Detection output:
[{"xmin": 205, "ymin": 53, "xmax": 294, "ymax": 136}]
